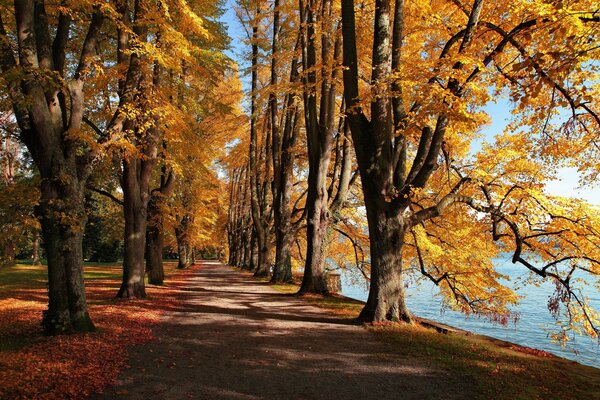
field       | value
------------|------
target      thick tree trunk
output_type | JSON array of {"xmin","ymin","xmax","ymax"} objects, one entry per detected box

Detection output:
[
  {"xmin": 176, "ymin": 218, "xmax": 191, "ymax": 269},
  {"xmin": 297, "ymin": 0, "xmax": 339, "ymax": 294},
  {"xmin": 272, "ymin": 228, "xmax": 293, "ymax": 283},
  {"xmin": 250, "ymin": 229, "xmax": 259, "ymax": 272},
  {"xmin": 358, "ymin": 193, "xmax": 411, "ymax": 322},
  {"xmin": 254, "ymin": 236, "xmax": 270, "ymax": 277},
  {"xmin": 145, "ymin": 167, "xmax": 174, "ymax": 285},
  {"xmin": 299, "ymin": 165, "xmax": 331, "ymax": 294},
  {"xmin": 177, "ymin": 242, "xmax": 189, "ymax": 269},
  {"xmin": 145, "ymin": 202, "xmax": 164, "ymax": 285},
  {"xmin": 38, "ymin": 170, "xmax": 95, "ymax": 334},
  {"xmin": 248, "ymin": 8, "xmax": 272, "ymax": 278},
  {"xmin": 242, "ymin": 227, "xmax": 252, "ymax": 270},
  {"xmin": 190, "ymin": 247, "xmax": 196, "ymax": 265},
  {"xmin": 118, "ymin": 158, "xmax": 149, "ymax": 298}
]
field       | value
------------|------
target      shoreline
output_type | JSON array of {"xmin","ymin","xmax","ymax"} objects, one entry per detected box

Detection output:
[{"xmin": 284, "ymin": 270, "xmax": 599, "ymax": 371}]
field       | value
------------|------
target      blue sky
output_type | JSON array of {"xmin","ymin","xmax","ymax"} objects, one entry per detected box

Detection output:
[{"xmin": 479, "ymin": 98, "xmax": 600, "ymax": 204}]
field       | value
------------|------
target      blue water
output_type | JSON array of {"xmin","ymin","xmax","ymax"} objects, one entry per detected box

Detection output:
[{"xmin": 339, "ymin": 256, "xmax": 600, "ymax": 369}]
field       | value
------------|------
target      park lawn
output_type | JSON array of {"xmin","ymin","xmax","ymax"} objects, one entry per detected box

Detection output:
[
  {"xmin": 270, "ymin": 279, "xmax": 600, "ymax": 400},
  {"xmin": 0, "ymin": 261, "xmax": 190, "ymax": 400}
]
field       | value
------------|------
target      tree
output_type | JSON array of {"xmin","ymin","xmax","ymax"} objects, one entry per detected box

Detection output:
[
  {"xmin": 0, "ymin": 1, "xmax": 106, "ymax": 333},
  {"xmin": 340, "ymin": 0, "xmax": 600, "ymax": 329}
]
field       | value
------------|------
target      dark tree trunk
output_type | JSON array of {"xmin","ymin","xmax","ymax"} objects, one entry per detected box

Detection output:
[
  {"xmin": 242, "ymin": 227, "xmax": 252, "ymax": 270},
  {"xmin": 298, "ymin": 0, "xmax": 339, "ymax": 294},
  {"xmin": 177, "ymin": 243, "xmax": 189, "ymax": 269},
  {"xmin": 358, "ymin": 192, "xmax": 411, "ymax": 322},
  {"xmin": 145, "ymin": 163, "xmax": 174, "ymax": 285},
  {"xmin": 176, "ymin": 217, "xmax": 191, "ymax": 269},
  {"xmin": 248, "ymin": 7, "xmax": 272, "ymax": 278},
  {"xmin": 250, "ymin": 228, "xmax": 259, "ymax": 272},
  {"xmin": 38, "ymin": 167, "xmax": 95, "ymax": 334},
  {"xmin": 254, "ymin": 238, "xmax": 271, "ymax": 277},
  {"xmin": 341, "ymin": 0, "xmax": 450, "ymax": 323},
  {"xmin": 272, "ymin": 227, "xmax": 294, "ymax": 283},
  {"xmin": 190, "ymin": 247, "xmax": 196, "ymax": 265},
  {"xmin": 0, "ymin": 5, "xmax": 104, "ymax": 333},
  {"xmin": 271, "ymin": 38, "xmax": 302, "ymax": 284},
  {"xmin": 299, "ymin": 165, "xmax": 331, "ymax": 294},
  {"xmin": 145, "ymin": 200, "xmax": 164, "ymax": 285},
  {"xmin": 118, "ymin": 157, "xmax": 153, "ymax": 298}
]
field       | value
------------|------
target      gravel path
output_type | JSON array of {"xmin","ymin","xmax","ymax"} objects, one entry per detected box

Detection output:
[{"xmin": 91, "ymin": 261, "xmax": 466, "ymax": 400}]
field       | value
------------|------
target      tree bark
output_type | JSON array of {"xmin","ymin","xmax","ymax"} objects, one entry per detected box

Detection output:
[
  {"xmin": 146, "ymin": 165, "xmax": 174, "ymax": 285},
  {"xmin": 118, "ymin": 157, "xmax": 152, "ymax": 298},
  {"xmin": 341, "ymin": 0, "xmax": 450, "ymax": 323},
  {"xmin": 248, "ymin": 7, "xmax": 272, "ymax": 278},
  {"xmin": 271, "ymin": 35, "xmax": 302, "ymax": 284},
  {"xmin": 176, "ymin": 216, "xmax": 191, "ymax": 269},
  {"xmin": 298, "ymin": 0, "xmax": 339, "ymax": 294},
  {"xmin": 37, "ymin": 163, "xmax": 95, "ymax": 334},
  {"xmin": 32, "ymin": 233, "xmax": 41, "ymax": 265},
  {"xmin": 116, "ymin": 2, "xmax": 160, "ymax": 297},
  {"xmin": 358, "ymin": 193, "xmax": 411, "ymax": 322},
  {"xmin": 0, "ymin": 3, "xmax": 103, "ymax": 333},
  {"xmin": 145, "ymin": 195, "xmax": 165, "ymax": 285}
]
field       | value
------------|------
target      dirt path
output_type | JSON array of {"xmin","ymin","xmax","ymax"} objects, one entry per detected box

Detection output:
[{"xmin": 91, "ymin": 261, "xmax": 466, "ymax": 400}]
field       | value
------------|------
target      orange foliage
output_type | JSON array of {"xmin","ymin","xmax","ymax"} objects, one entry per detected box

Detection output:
[{"xmin": 0, "ymin": 263, "xmax": 196, "ymax": 399}]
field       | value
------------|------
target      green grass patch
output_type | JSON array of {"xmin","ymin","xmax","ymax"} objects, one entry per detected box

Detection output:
[{"xmin": 0, "ymin": 264, "xmax": 47, "ymax": 293}]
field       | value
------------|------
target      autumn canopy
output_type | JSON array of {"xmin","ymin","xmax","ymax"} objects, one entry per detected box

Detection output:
[{"xmin": 0, "ymin": 0, "xmax": 599, "ymax": 360}]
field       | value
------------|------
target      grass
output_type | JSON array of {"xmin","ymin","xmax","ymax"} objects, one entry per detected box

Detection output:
[{"xmin": 265, "ymin": 272, "xmax": 600, "ymax": 400}]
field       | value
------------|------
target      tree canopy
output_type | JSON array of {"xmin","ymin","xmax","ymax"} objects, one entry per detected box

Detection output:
[{"xmin": 0, "ymin": 0, "xmax": 599, "ymax": 347}]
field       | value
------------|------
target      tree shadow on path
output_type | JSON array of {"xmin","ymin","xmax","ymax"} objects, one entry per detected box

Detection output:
[{"xmin": 90, "ymin": 262, "xmax": 472, "ymax": 400}]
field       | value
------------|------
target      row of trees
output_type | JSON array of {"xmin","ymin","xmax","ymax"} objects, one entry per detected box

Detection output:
[
  {"xmin": 0, "ymin": 0, "xmax": 237, "ymax": 333},
  {"xmin": 226, "ymin": 0, "xmax": 600, "ymax": 341}
]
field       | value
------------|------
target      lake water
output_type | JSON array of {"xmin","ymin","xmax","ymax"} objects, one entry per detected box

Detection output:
[{"xmin": 338, "ymin": 256, "xmax": 600, "ymax": 369}]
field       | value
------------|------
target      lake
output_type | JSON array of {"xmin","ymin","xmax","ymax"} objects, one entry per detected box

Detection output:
[{"xmin": 339, "ymin": 256, "xmax": 600, "ymax": 369}]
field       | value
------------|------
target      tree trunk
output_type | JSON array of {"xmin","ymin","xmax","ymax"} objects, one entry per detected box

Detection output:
[
  {"xmin": 38, "ymin": 169, "xmax": 95, "ymax": 334},
  {"xmin": 145, "ymin": 198, "xmax": 164, "ymax": 285},
  {"xmin": 32, "ymin": 232, "xmax": 41, "ymax": 265},
  {"xmin": 297, "ymin": 0, "xmax": 339, "ymax": 294},
  {"xmin": 254, "ymin": 229, "xmax": 270, "ymax": 277},
  {"xmin": 242, "ymin": 227, "xmax": 252, "ymax": 270},
  {"xmin": 358, "ymin": 193, "xmax": 411, "ymax": 322},
  {"xmin": 145, "ymin": 165, "xmax": 174, "ymax": 285},
  {"xmin": 118, "ymin": 158, "xmax": 149, "ymax": 298},
  {"xmin": 299, "ymin": 163, "xmax": 331, "ymax": 294},
  {"xmin": 271, "ymin": 42, "xmax": 302, "ymax": 284},
  {"xmin": 177, "ymin": 242, "xmax": 189, "ymax": 269},
  {"xmin": 176, "ymin": 219, "xmax": 191, "ymax": 269},
  {"xmin": 250, "ymin": 228, "xmax": 259, "ymax": 272},
  {"xmin": 248, "ymin": 7, "xmax": 272, "ymax": 278},
  {"xmin": 341, "ymin": 0, "xmax": 423, "ymax": 323},
  {"xmin": 272, "ymin": 227, "xmax": 293, "ymax": 283}
]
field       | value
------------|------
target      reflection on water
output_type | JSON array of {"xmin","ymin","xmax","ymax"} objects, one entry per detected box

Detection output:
[{"xmin": 339, "ymin": 256, "xmax": 600, "ymax": 369}]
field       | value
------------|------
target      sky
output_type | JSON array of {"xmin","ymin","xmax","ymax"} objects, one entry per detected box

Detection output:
[
  {"xmin": 479, "ymin": 98, "xmax": 600, "ymax": 204},
  {"xmin": 219, "ymin": 4, "xmax": 600, "ymax": 205}
]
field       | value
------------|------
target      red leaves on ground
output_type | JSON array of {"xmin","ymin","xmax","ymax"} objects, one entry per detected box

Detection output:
[
  {"xmin": 0, "ymin": 263, "xmax": 196, "ymax": 400},
  {"xmin": 508, "ymin": 344, "xmax": 555, "ymax": 358}
]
